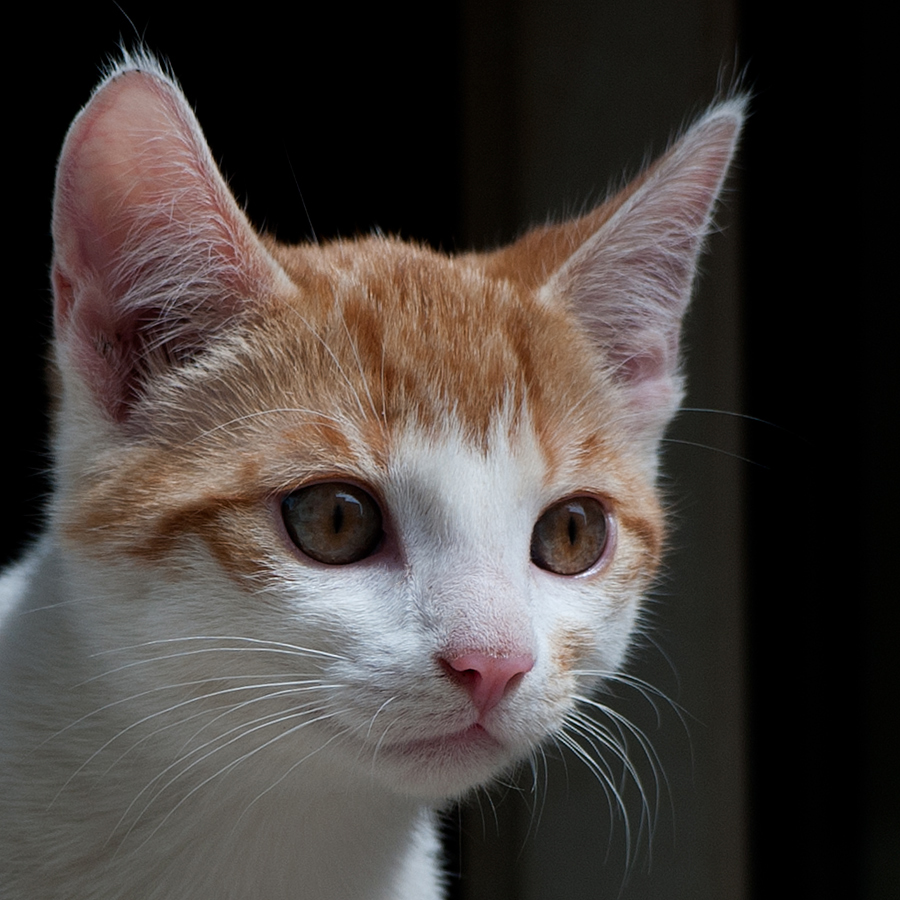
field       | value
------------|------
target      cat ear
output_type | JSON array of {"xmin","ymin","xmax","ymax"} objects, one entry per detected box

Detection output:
[
  {"xmin": 51, "ymin": 54, "xmax": 286, "ymax": 422},
  {"xmin": 544, "ymin": 101, "xmax": 744, "ymax": 440},
  {"xmin": 481, "ymin": 101, "xmax": 744, "ymax": 444}
]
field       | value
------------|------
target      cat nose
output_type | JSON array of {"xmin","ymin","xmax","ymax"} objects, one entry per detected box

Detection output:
[{"xmin": 440, "ymin": 652, "xmax": 534, "ymax": 716}]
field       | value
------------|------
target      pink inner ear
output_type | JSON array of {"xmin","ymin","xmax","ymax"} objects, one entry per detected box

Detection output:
[
  {"xmin": 53, "ymin": 73, "xmax": 183, "ymax": 315},
  {"xmin": 51, "ymin": 67, "xmax": 279, "ymax": 422}
]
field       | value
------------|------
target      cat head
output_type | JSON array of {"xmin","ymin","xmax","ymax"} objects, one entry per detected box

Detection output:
[{"xmin": 47, "ymin": 53, "xmax": 742, "ymax": 798}]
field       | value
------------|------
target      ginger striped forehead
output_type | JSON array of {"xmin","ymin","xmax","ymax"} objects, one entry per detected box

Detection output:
[
  {"xmin": 250, "ymin": 235, "xmax": 617, "ymax": 464},
  {"xmin": 63, "ymin": 233, "xmax": 653, "ymax": 572}
]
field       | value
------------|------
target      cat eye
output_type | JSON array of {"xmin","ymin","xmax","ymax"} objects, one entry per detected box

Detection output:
[
  {"xmin": 530, "ymin": 496, "xmax": 609, "ymax": 575},
  {"xmin": 282, "ymin": 482, "xmax": 383, "ymax": 565}
]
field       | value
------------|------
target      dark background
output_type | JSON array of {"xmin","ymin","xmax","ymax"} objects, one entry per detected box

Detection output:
[{"xmin": 5, "ymin": 3, "xmax": 894, "ymax": 899}]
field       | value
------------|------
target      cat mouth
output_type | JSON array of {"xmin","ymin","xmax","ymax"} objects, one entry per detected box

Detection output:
[
  {"xmin": 353, "ymin": 722, "xmax": 518, "ymax": 797},
  {"xmin": 386, "ymin": 723, "xmax": 505, "ymax": 762}
]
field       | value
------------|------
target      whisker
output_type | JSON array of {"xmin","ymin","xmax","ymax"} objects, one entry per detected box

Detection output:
[
  {"xmin": 234, "ymin": 727, "xmax": 356, "ymax": 830},
  {"xmin": 574, "ymin": 669, "xmax": 691, "ymax": 729},
  {"xmin": 183, "ymin": 407, "xmax": 346, "ymax": 446},
  {"xmin": 369, "ymin": 709, "xmax": 401, "ymax": 772},
  {"xmin": 537, "ymin": 665, "xmax": 683, "ymax": 872},
  {"xmin": 91, "ymin": 635, "xmax": 348, "ymax": 662},
  {"xmin": 116, "ymin": 704, "xmax": 344, "ymax": 853},
  {"xmin": 283, "ymin": 149, "xmax": 318, "ymax": 245},
  {"xmin": 48, "ymin": 677, "xmax": 332, "ymax": 804},
  {"xmin": 366, "ymin": 696, "xmax": 397, "ymax": 743},
  {"xmin": 678, "ymin": 406, "xmax": 779, "ymax": 428},
  {"xmin": 555, "ymin": 728, "xmax": 633, "ymax": 860},
  {"xmin": 278, "ymin": 303, "xmax": 369, "ymax": 419},
  {"xmin": 334, "ymin": 299, "xmax": 380, "ymax": 422},
  {"xmin": 517, "ymin": 744, "xmax": 550, "ymax": 846},
  {"xmin": 661, "ymin": 436, "xmax": 765, "ymax": 467},
  {"xmin": 568, "ymin": 709, "xmax": 657, "ymax": 819},
  {"xmin": 677, "ymin": 406, "xmax": 808, "ymax": 445}
]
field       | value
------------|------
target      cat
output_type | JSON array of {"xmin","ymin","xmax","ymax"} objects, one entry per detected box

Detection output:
[{"xmin": 0, "ymin": 52, "xmax": 742, "ymax": 900}]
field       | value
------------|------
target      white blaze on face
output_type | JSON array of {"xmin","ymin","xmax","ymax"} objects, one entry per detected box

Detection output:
[{"xmin": 380, "ymin": 410, "xmax": 629, "ymax": 679}]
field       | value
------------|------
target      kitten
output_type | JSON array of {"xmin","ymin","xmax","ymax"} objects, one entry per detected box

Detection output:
[{"xmin": 0, "ymin": 53, "xmax": 742, "ymax": 900}]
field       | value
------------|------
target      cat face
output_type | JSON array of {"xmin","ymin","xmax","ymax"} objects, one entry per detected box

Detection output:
[
  {"xmin": 54, "ymin": 237, "xmax": 660, "ymax": 800},
  {"xmin": 47, "ymin": 54, "xmax": 741, "ymax": 804}
]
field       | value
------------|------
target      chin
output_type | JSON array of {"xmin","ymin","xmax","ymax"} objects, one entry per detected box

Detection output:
[{"xmin": 370, "ymin": 724, "xmax": 528, "ymax": 800}]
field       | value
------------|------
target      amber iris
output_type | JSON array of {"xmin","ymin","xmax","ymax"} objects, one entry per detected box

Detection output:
[
  {"xmin": 283, "ymin": 483, "xmax": 383, "ymax": 565},
  {"xmin": 530, "ymin": 497, "xmax": 608, "ymax": 575}
]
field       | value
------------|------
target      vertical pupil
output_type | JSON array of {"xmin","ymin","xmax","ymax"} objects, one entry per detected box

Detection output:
[
  {"xmin": 530, "ymin": 496, "xmax": 607, "ymax": 576},
  {"xmin": 282, "ymin": 483, "xmax": 382, "ymax": 565}
]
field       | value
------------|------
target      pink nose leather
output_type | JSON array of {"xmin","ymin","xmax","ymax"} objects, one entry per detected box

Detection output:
[{"xmin": 441, "ymin": 652, "xmax": 535, "ymax": 716}]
